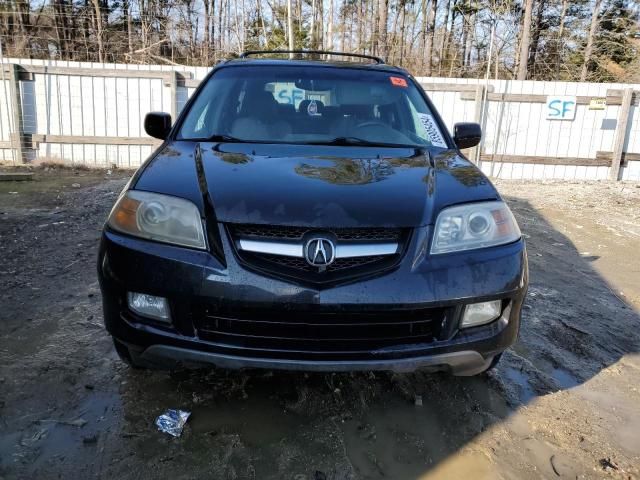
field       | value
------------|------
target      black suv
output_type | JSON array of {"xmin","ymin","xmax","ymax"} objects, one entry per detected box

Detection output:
[{"xmin": 98, "ymin": 51, "xmax": 528, "ymax": 376}]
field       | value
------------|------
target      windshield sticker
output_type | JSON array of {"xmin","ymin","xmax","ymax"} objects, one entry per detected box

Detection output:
[
  {"xmin": 389, "ymin": 76, "xmax": 408, "ymax": 87},
  {"xmin": 417, "ymin": 113, "xmax": 447, "ymax": 148}
]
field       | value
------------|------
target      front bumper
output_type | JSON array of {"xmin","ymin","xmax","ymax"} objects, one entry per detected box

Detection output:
[
  {"xmin": 139, "ymin": 346, "xmax": 494, "ymax": 376},
  {"xmin": 98, "ymin": 225, "xmax": 528, "ymax": 375}
]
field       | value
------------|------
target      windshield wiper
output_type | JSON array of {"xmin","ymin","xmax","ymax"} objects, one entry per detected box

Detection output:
[
  {"xmin": 206, "ymin": 134, "xmax": 420, "ymax": 148},
  {"xmin": 207, "ymin": 134, "xmax": 247, "ymax": 143},
  {"xmin": 309, "ymin": 137, "xmax": 418, "ymax": 148}
]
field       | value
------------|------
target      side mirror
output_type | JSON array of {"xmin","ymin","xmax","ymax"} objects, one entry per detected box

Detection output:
[
  {"xmin": 144, "ymin": 112, "xmax": 172, "ymax": 140},
  {"xmin": 453, "ymin": 122, "xmax": 482, "ymax": 149}
]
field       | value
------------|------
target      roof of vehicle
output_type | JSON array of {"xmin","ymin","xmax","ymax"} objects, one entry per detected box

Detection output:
[{"xmin": 221, "ymin": 51, "xmax": 409, "ymax": 75}]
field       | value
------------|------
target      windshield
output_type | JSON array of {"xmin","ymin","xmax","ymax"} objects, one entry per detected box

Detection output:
[{"xmin": 178, "ymin": 65, "xmax": 448, "ymax": 148}]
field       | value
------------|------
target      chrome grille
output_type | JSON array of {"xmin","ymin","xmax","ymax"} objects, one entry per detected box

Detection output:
[
  {"xmin": 229, "ymin": 224, "xmax": 403, "ymax": 242},
  {"xmin": 227, "ymin": 223, "xmax": 409, "ymax": 286}
]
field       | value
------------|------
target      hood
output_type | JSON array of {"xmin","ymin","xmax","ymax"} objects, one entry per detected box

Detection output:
[
  {"xmin": 200, "ymin": 143, "xmax": 434, "ymax": 227},
  {"xmin": 134, "ymin": 142, "xmax": 499, "ymax": 229}
]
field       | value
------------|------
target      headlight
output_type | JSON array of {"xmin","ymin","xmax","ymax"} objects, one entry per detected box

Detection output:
[
  {"xmin": 431, "ymin": 201, "xmax": 520, "ymax": 254},
  {"xmin": 107, "ymin": 190, "xmax": 206, "ymax": 249}
]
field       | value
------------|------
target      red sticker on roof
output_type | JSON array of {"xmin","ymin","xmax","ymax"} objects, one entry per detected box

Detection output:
[{"xmin": 390, "ymin": 76, "xmax": 408, "ymax": 87}]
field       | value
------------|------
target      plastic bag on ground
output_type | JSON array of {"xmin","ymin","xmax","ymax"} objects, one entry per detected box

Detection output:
[{"xmin": 155, "ymin": 409, "xmax": 191, "ymax": 437}]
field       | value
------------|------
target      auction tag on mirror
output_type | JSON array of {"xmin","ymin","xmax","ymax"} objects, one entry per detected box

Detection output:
[{"xmin": 417, "ymin": 113, "xmax": 447, "ymax": 148}]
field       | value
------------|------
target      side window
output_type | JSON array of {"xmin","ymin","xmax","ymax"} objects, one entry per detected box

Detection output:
[{"xmin": 180, "ymin": 88, "xmax": 214, "ymax": 138}]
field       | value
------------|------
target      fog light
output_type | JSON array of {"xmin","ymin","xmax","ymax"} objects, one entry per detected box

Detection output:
[
  {"xmin": 127, "ymin": 292, "xmax": 170, "ymax": 322},
  {"xmin": 461, "ymin": 300, "xmax": 502, "ymax": 328}
]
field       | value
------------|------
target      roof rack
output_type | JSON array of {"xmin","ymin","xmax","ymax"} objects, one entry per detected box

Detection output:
[{"xmin": 239, "ymin": 50, "xmax": 385, "ymax": 65}]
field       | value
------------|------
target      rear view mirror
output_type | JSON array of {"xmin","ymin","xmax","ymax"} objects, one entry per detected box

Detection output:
[
  {"xmin": 294, "ymin": 78, "xmax": 332, "ymax": 91},
  {"xmin": 144, "ymin": 112, "xmax": 172, "ymax": 140},
  {"xmin": 453, "ymin": 122, "xmax": 482, "ymax": 149}
]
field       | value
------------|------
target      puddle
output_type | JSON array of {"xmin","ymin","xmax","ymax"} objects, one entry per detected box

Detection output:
[
  {"xmin": 189, "ymin": 395, "xmax": 303, "ymax": 446},
  {"xmin": 340, "ymin": 378, "xmax": 512, "ymax": 479},
  {"xmin": 511, "ymin": 343, "xmax": 580, "ymax": 390},
  {"xmin": 511, "ymin": 342, "xmax": 553, "ymax": 372},
  {"xmin": 550, "ymin": 368, "xmax": 579, "ymax": 389},
  {"xmin": 341, "ymin": 397, "xmax": 456, "ymax": 478},
  {"xmin": 418, "ymin": 450, "xmax": 498, "ymax": 480},
  {"xmin": 0, "ymin": 390, "xmax": 122, "ymax": 473},
  {"xmin": 503, "ymin": 367, "xmax": 536, "ymax": 403}
]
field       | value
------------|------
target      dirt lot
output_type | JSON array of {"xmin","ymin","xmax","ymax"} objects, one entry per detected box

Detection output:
[{"xmin": 1, "ymin": 168, "xmax": 639, "ymax": 479}]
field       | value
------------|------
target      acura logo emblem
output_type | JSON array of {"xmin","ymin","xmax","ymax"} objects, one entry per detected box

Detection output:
[{"xmin": 305, "ymin": 237, "xmax": 336, "ymax": 268}]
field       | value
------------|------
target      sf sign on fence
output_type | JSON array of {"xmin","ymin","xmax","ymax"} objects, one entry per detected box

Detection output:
[{"xmin": 546, "ymin": 96, "xmax": 577, "ymax": 121}]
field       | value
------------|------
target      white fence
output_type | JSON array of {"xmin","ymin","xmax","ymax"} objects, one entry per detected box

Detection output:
[
  {"xmin": 0, "ymin": 58, "xmax": 207, "ymax": 168},
  {"xmin": 1, "ymin": 58, "xmax": 638, "ymax": 181},
  {"xmin": 418, "ymin": 77, "xmax": 640, "ymax": 181}
]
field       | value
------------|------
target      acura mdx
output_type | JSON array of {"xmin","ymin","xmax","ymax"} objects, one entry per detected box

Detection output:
[{"xmin": 98, "ymin": 51, "xmax": 528, "ymax": 376}]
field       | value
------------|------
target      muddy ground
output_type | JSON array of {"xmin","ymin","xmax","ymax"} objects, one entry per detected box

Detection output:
[{"xmin": 0, "ymin": 168, "xmax": 639, "ymax": 480}]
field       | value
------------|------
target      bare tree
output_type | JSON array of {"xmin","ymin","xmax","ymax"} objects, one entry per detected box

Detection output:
[
  {"xmin": 287, "ymin": 0, "xmax": 294, "ymax": 52},
  {"xmin": 327, "ymin": 0, "xmax": 334, "ymax": 50},
  {"xmin": 378, "ymin": 0, "xmax": 389, "ymax": 59},
  {"xmin": 316, "ymin": 0, "xmax": 323, "ymax": 49},
  {"xmin": 202, "ymin": 0, "xmax": 212, "ymax": 62},
  {"xmin": 423, "ymin": 0, "xmax": 437, "ymax": 75},
  {"xmin": 580, "ymin": 0, "xmax": 602, "ymax": 81},
  {"xmin": 464, "ymin": 9, "xmax": 475, "ymax": 68},
  {"xmin": 527, "ymin": 0, "xmax": 546, "ymax": 77},
  {"xmin": 123, "ymin": 0, "xmax": 133, "ymax": 55},
  {"xmin": 438, "ymin": 0, "xmax": 453, "ymax": 75},
  {"xmin": 0, "ymin": 0, "xmax": 636, "ymax": 82},
  {"xmin": 310, "ymin": 0, "xmax": 316, "ymax": 49},
  {"xmin": 516, "ymin": 0, "xmax": 534, "ymax": 79},
  {"xmin": 557, "ymin": 0, "xmax": 568, "ymax": 39}
]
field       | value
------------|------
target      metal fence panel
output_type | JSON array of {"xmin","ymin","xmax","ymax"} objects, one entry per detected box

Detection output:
[{"xmin": 0, "ymin": 59, "xmax": 637, "ymax": 180}]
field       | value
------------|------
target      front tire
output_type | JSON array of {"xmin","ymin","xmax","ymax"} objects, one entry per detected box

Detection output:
[
  {"xmin": 482, "ymin": 352, "xmax": 502, "ymax": 374},
  {"xmin": 112, "ymin": 338, "xmax": 148, "ymax": 369},
  {"xmin": 451, "ymin": 353, "xmax": 503, "ymax": 376}
]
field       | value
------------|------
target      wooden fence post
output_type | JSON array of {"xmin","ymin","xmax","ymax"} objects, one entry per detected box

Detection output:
[
  {"xmin": 610, "ymin": 88, "xmax": 633, "ymax": 181},
  {"xmin": 8, "ymin": 64, "xmax": 26, "ymax": 163},
  {"xmin": 169, "ymin": 70, "xmax": 178, "ymax": 121},
  {"xmin": 471, "ymin": 84, "xmax": 486, "ymax": 164}
]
